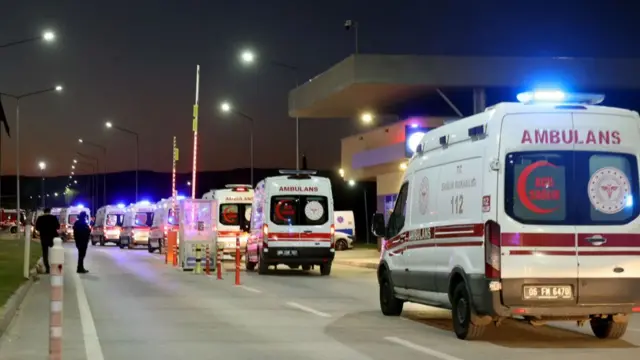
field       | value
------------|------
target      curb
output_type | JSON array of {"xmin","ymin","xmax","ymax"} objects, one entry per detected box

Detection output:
[
  {"xmin": 334, "ymin": 260, "xmax": 378, "ymax": 270},
  {"xmin": 0, "ymin": 258, "xmax": 41, "ymax": 339}
]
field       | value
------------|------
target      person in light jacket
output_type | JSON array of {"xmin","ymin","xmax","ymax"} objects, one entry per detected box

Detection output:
[{"xmin": 73, "ymin": 211, "xmax": 91, "ymax": 273}]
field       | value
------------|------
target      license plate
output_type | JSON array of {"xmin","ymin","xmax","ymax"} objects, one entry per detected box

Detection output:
[
  {"xmin": 277, "ymin": 250, "xmax": 298, "ymax": 256},
  {"xmin": 523, "ymin": 285, "xmax": 573, "ymax": 300}
]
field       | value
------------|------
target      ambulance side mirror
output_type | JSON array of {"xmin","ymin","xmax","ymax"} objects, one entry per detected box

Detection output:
[{"xmin": 371, "ymin": 213, "xmax": 386, "ymax": 237}]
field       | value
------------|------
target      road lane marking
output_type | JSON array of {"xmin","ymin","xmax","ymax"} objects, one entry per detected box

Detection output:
[
  {"xmin": 285, "ymin": 302, "xmax": 331, "ymax": 318},
  {"xmin": 238, "ymin": 285, "xmax": 262, "ymax": 293},
  {"xmin": 73, "ymin": 272, "xmax": 105, "ymax": 360},
  {"xmin": 384, "ymin": 337, "xmax": 463, "ymax": 360}
]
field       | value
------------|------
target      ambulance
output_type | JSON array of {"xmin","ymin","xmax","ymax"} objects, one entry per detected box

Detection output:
[
  {"xmin": 202, "ymin": 184, "xmax": 253, "ymax": 257},
  {"xmin": 59, "ymin": 205, "xmax": 91, "ymax": 241},
  {"xmin": 119, "ymin": 201, "xmax": 155, "ymax": 249},
  {"xmin": 91, "ymin": 204, "xmax": 126, "ymax": 246},
  {"xmin": 246, "ymin": 170, "xmax": 335, "ymax": 275},
  {"xmin": 372, "ymin": 91, "xmax": 640, "ymax": 340},
  {"xmin": 1, "ymin": 209, "xmax": 26, "ymax": 233},
  {"xmin": 148, "ymin": 196, "xmax": 184, "ymax": 253}
]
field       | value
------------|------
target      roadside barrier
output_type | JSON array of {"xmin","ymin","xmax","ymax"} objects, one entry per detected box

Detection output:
[
  {"xmin": 205, "ymin": 244, "xmax": 211, "ymax": 275},
  {"xmin": 49, "ymin": 238, "xmax": 64, "ymax": 360},
  {"xmin": 216, "ymin": 243, "xmax": 223, "ymax": 280},
  {"xmin": 194, "ymin": 244, "xmax": 202, "ymax": 274}
]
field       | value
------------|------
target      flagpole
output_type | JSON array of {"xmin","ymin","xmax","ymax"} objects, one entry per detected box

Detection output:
[{"xmin": 191, "ymin": 65, "xmax": 200, "ymax": 200}]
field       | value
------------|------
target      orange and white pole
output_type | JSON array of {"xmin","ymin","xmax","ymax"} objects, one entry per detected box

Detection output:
[
  {"xmin": 216, "ymin": 243, "xmax": 222, "ymax": 280},
  {"xmin": 49, "ymin": 237, "xmax": 65, "ymax": 360},
  {"xmin": 205, "ymin": 244, "xmax": 211, "ymax": 275},
  {"xmin": 235, "ymin": 235, "xmax": 241, "ymax": 285}
]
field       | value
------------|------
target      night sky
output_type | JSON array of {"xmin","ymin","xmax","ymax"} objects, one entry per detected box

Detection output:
[{"xmin": 1, "ymin": 0, "xmax": 639, "ymax": 177}]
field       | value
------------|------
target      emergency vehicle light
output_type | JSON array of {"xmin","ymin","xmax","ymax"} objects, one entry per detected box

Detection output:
[
  {"xmin": 278, "ymin": 169, "xmax": 318, "ymax": 175},
  {"xmin": 138, "ymin": 200, "xmax": 150, "ymax": 205},
  {"xmin": 116, "ymin": 203, "xmax": 125, "ymax": 208},
  {"xmin": 516, "ymin": 90, "xmax": 605, "ymax": 105},
  {"xmin": 225, "ymin": 184, "xmax": 252, "ymax": 191},
  {"xmin": 76, "ymin": 204, "xmax": 84, "ymax": 208}
]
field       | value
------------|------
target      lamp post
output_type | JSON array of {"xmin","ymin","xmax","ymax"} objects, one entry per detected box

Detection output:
[
  {"xmin": 38, "ymin": 161, "xmax": 46, "ymax": 208},
  {"xmin": 0, "ymin": 85, "xmax": 63, "ymax": 249},
  {"xmin": 76, "ymin": 152, "xmax": 100, "ymax": 207},
  {"xmin": 104, "ymin": 121, "xmax": 139, "ymax": 202},
  {"xmin": 78, "ymin": 139, "xmax": 107, "ymax": 206},
  {"xmin": 348, "ymin": 179, "xmax": 370, "ymax": 245},
  {"xmin": 238, "ymin": 50, "xmax": 301, "ymax": 169},
  {"xmin": 220, "ymin": 101, "xmax": 255, "ymax": 186}
]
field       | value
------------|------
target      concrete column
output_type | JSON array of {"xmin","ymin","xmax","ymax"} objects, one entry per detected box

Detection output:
[{"xmin": 473, "ymin": 88, "xmax": 487, "ymax": 114}]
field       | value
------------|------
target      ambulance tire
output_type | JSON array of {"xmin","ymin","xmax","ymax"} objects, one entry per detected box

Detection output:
[
  {"xmin": 320, "ymin": 262, "xmax": 332, "ymax": 276},
  {"xmin": 452, "ymin": 282, "xmax": 486, "ymax": 340},
  {"xmin": 147, "ymin": 242, "xmax": 155, "ymax": 253},
  {"xmin": 99, "ymin": 237, "xmax": 105, "ymax": 246},
  {"xmin": 257, "ymin": 253, "xmax": 268, "ymax": 275},
  {"xmin": 91, "ymin": 237, "xmax": 96, "ymax": 246},
  {"xmin": 10, "ymin": 226, "xmax": 17, "ymax": 234},
  {"xmin": 118, "ymin": 239, "xmax": 125, "ymax": 249},
  {"xmin": 245, "ymin": 254, "xmax": 256, "ymax": 271},
  {"xmin": 379, "ymin": 271, "xmax": 403, "ymax": 316},
  {"xmin": 590, "ymin": 316, "xmax": 628, "ymax": 339}
]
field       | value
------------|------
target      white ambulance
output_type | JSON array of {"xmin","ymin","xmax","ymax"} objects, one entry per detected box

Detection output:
[
  {"xmin": 91, "ymin": 204, "xmax": 126, "ymax": 246},
  {"xmin": 372, "ymin": 91, "xmax": 640, "ymax": 340},
  {"xmin": 148, "ymin": 196, "xmax": 183, "ymax": 253},
  {"xmin": 59, "ymin": 205, "xmax": 91, "ymax": 241},
  {"xmin": 202, "ymin": 184, "xmax": 253, "ymax": 257},
  {"xmin": 119, "ymin": 201, "xmax": 155, "ymax": 249},
  {"xmin": 334, "ymin": 210, "xmax": 355, "ymax": 250},
  {"xmin": 246, "ymin": 170, "xmax": 335, "ymax": 275}
]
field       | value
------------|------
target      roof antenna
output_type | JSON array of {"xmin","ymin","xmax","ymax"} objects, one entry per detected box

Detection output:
[{"xmin": 301, "ymin": 153, "xmax": 308, "ymax": 170}]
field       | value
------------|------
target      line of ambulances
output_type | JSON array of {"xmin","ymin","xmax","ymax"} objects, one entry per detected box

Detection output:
[{"xmin": 373, "ymin": 91, "xmax": 640, "ymax": 341}]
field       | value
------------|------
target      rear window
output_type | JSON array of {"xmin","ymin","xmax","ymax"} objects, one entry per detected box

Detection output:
[
  {"xmin": 505, "ymin": 151, "xmax": 639, "ymax": 225},
  {"xmin": 219, "ymin": 204, "xmax": 252, "ymax": 226},
  {"xmin": 270, "ymin": 195, "xmax": 329, "ymax": 226},
  {"xmin": 168, "ymin": 209, "xmax": 179, "ymax": 225},
  {"xmin": 135, "ymin": 212, "xmax": 154, "ymax": 226},
  {"xmin": 68, "ymin": 214, "xmax": 78, "ymax": 224},
  {"xmin": 106, "ymin": 214, "xmax": 124, "ymax": 226}
]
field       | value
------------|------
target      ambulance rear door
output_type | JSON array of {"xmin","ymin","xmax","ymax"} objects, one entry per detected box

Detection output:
[{"xmin": 499, "ymin": 110, "xmax": 578, "ymax": 306}]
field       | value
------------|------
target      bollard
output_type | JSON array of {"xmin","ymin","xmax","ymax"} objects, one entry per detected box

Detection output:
[
  {"xmin": 205, "ymin": 245, "xmax": 211, "ymax": 275},
  {"xmin": 194, "ymin": 244, "xmax": 202, "ymax": 274},
  {"xmin": 49, "ymin": 238, "xmax": 65, "ymax": 360},
  {"xmin": 235, "ymin": 235, "xmax": 241, "ymax": 285},
  {"xmin": 216, "ymin": 244, "xmax": 223, "ymax": 280}
]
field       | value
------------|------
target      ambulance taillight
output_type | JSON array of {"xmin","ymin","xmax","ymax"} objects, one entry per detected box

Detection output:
[
  {"xmin": 262, "ymin": 224, "xmax": 269, "ymax": 248},
  {"xmin": 330, "ymin": 224, "xmax": 336, "ymax": 248},
  {"xmin": 234, "ymin": 187, "xmax": 247, "ymax": 192},
  {"xmin": 484, "ymin": 221, "xmax": 501, "ymax": 279}
]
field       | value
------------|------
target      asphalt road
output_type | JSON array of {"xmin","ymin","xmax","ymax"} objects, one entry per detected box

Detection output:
[{"xmin": 2, "ymin": 244, "xmax": 640, "ymax": 360}]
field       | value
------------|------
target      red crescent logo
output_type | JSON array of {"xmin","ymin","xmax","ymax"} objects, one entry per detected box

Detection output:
[
  {"xmin": 516, "ymin": 161, "xmax": 559, "ymax": 214},
  {"xmin": 275, "ymin": 200, "xmax": 295, "ymax": 221},
  {"xmin": 222, "ymin": 206, "xmax": 238, "ymax": 223}
]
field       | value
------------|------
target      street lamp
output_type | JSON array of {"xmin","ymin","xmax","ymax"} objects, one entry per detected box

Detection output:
[
  {"xmin": 78, "ymin": 139, "xmax": 107, "ymax": 206},
  {"xmin": 238, "ymin": 50, "xmax": 301, "ymax": 169},
  {"xmin": 0, "ymin": 30, "xmax": 56, "ymax": 49},
  {"xmin": 360, "ymin": 112, "xmax": 373, "ymax": 124},
  {"xmin": 0, "ymin": 85, "xmax": 63, "ymax": 261},
  {"xmin": 73, "ymin": 159, "xmax": 77, "ymax": 164},
  {"xmin": 104, "ymin": 121, "xmax": 140, "ymax": 201},
  {"xmin": 38, "ymin": 161, "xmax": 46, "ymax": 208},
  {"xmin": 220, "ymin": 101, "xmax": 255, "ymax": 186},
  {"xmin": 346, "ymin": 179, "xmax": 370, "ymax": 244}
]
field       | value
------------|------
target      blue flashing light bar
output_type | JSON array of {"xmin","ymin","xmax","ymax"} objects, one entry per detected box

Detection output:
[
  {"xmin": 138, "ymin": 200, "xmax": 150, "ymax": 205},
  {"xmin": 517, "ymin": 90, "xmax": 605, "ymax": 105},
  {"xmin": 176, "ymin": 195, "xmax": 186, "ymax": 200},
  {"xmin": 116, "ymin": 203, "xmax": 125, "ymax": 209},
  {"xmin": 76, "ymin": 204, "xmax": 84, "ymax": 208}
]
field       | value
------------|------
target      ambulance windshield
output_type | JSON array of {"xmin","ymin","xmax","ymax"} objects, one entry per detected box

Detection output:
[
  {"xmin": 68, "ymin": 214, "xmax": 79, "ymax": 224},
  {"xmin": 168, "ymin": 208, "xmax": 179, "ymax": 225},
  {"xmin": 219, "ymin": 203, "xmax": 251, "ymax": 228},
  {"xmin": 505, "ymin": 151, "xmax": 639, "ymax": 225},
  {"xmin": 270, "ymin": 195, "xmax": 329, "ymax": 226},
  {"xmin": 135, "ymin": 212, "xmax": 154, "ymax": 227}
]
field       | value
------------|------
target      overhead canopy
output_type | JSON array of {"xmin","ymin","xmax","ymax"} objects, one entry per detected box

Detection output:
[{"xmin": 288, "ymin": 54, "xmax": 640, "ymax": 118}]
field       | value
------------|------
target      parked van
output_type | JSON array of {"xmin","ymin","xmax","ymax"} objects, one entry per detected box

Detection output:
[
  {"xmin": 148, "ymin": 196, "xmax": 183, "ymax": 253},
  {"xmin": 91, "ymin": 204, "xmax": 126, "ymax": 246},
  {"xmin": 334, "ymin": 210, "xmax": 355, "ymax": 250},
  {"xmin": 372, "ymin": 91, "xmax": 640, "ymax": 340},
  {"xmin": 119, "ymin": 201, "xmax": 155, "ymax": 249},
  {"xmin": 202, "ymin": 184, "xmax": 253, "ymax": 257},
  {"xmin": 60, "ymin": 205, "xmax": 91, "ymax": 241},
  {"xmin": 246, "ymin": 170, "xmax": 335, "ymax": 275}
]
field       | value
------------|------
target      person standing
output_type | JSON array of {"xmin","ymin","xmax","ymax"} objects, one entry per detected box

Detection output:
[
  {"xmin": 73, "ymin": 211, "xmax": 91, "ymax": 273},
  {"xmin": 35, "ymin": 208, "xmax": 60, "ymax": 274}
]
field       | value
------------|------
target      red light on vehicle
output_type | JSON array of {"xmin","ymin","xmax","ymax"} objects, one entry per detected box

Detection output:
[
  {"xmin": 513, "ymin": 308, "xmax": 526, "ymax": 314},
  {"xmin": 632, "ymin": 306, "xmax": 640, "ymax": 312},
  {"xmin": 234, "ymin": 187, "xmax": 246, "ymax": 192}
]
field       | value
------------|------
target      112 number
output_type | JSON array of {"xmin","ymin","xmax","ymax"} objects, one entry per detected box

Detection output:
[{"xmin": 451, "ymin": 194, "xmax": 464, "ymax": 214}]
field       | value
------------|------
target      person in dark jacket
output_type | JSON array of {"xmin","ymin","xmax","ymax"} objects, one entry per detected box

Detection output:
[
  {"xmin": 35, "ymin": 208, "xmax": 60, "ymax": 274},
  {"xmin": 73, "ymin": 211, "xmax": 91, "ymax": 273}
]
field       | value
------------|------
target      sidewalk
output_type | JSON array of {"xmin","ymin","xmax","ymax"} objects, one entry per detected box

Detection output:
[
  {"xmin": 0, "ymin": 251, "xmax": 85, "ymax": 360},
  {"xmin": 333, "ymin": 248, "xmax": 379, "ymax": 269}
]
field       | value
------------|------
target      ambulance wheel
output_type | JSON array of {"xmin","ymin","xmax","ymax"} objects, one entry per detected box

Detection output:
[
  {"xmin": 118, "ymin": 240, "xmax": 125, "ymax": 249},
  {"xmin": 9, "ymin": 226, "xmax": 17, "ymax": 234},
  {"xmin": 301, "ymin": 265, "xmax": 311, "ymax": 271},
  {"xmin": 99, "ymin": 237, "xmax": 105, "ymax": 246},
  {"xmin": 147, "ymin": 242, "xmax": 154, "ymax": 253},
  {"xmin": 245, "ymin": 254, "xmax": 256, "ymax": 271},
  {"xmin": 452, "ymin": 282, "xmax": 486, "ymax": 340},
  {"xmin": 336, "ymin": 239, "xmax": 348, "ymax": 251},
  {"xmin": 91, "ymin": 238, "xmax": 96, "ymax": 246},
  {"xmin": 379, "ymin": 270, "xmax": 403, "ymax": 316},
  {"xmin": 320, "ymin": 262, "xmax": 332, "ymax": 276},
  {"xmin": 590, "ymin": 316, "xmax": 628, "ymax": 339},
  {"xmin": 257, "ymin": 253, "xmax": 268, "ymax": 275}
]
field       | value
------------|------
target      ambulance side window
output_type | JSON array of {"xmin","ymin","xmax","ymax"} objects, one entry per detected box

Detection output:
[{"xmin": 387, "ymin": 182, "xmax": 409, "ymax": 238}]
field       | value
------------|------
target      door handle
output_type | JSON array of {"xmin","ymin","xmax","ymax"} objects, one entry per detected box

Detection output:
[
  {"xmin": 303, "ymin": 230, "xmax": 312, "ymax": 233},
  {"xmin": 585, "ymin": 235, "xmax": 607, "ymax": 246}
]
